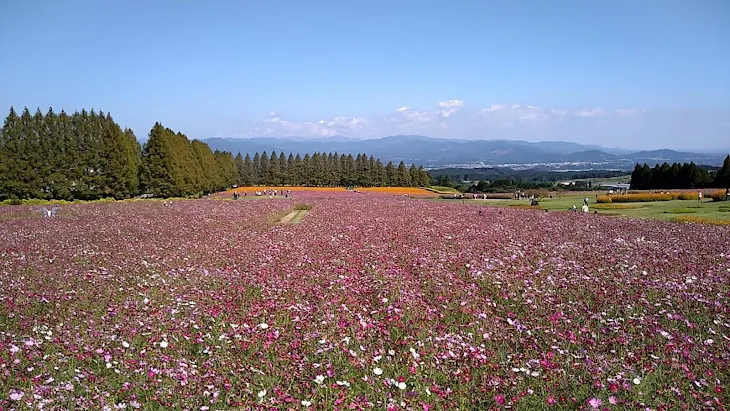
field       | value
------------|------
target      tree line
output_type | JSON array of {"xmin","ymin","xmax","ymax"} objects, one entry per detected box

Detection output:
[
  {"xmin": 234, "ymin": 151, "xmax": 430, "ymax": 188},
  {"xmin": 630, "ymin": 156, "xmax": 730, "ymax": 190},
  {"xmin": 0, "ymin": 107, "xmax": 431, "ymax": 200}
]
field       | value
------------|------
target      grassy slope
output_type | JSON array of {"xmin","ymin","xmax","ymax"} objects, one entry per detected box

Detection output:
[{"xmin": 450, "ymin": 193, "xmax": 730, "ymax": 222}]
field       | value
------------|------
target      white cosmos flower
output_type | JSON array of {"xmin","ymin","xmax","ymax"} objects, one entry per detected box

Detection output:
[
  {"xmin": 122, "ymin": 341, "xmax": 130, "ymax": 348},
  {"xmin": 258, "ymin": 323, "xmax": 269, "ymax": 330},
  {"xmin": 373, "ymin": 367, "xmax": 383, "ymax": 375},
  {"xmin": 314, "ymin": 375, "xmax": 325, "ymax": 385},
  {"xmin": 301, "ymin": 400, "xmax": 312, "ymax": 407},
  {"xmin": 397, "ymin": 382, "xmax": 407, "ymax": 390},
  {"xmin": 257, "ymin": 389, "xmax": 267, "ymax": 398},
  {"xmin": 159, "ymin": 341, "xmax": 168, "ymax": 349},
  {"xmin": 633, "ymin": 376, "xmax": 642, "ymax": 385}
]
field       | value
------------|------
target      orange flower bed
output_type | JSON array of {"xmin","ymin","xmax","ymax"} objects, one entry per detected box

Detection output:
[
  {"xmin": 221, "ymin": 186, "xmax": 437, "ymax": 196},
  {"xmin": 224, "ymin": 186, "xmax": 346, "ymax": 194},
  {"xmin": 358, "ymin": 187, "xmax": 436, "ymax": 196}
]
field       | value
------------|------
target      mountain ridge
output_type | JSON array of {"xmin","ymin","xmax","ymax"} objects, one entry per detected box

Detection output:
[{"xmin": 201, "ymin": 135, "xmax": 726, "ymax": 170}]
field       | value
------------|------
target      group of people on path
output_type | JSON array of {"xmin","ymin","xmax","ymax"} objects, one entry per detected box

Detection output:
[
  {"xmin": 234, "ymin": 189, "xmax": 292, "ymax": 199},
  {"xmin": 571, "ymin": 197, "xmax": 591, "ymax": 213}
]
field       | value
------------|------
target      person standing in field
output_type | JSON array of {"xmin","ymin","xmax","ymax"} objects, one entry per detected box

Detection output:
[{"xmin": 698, "ymin": 191, "xmax": 703, "ymax": 202}]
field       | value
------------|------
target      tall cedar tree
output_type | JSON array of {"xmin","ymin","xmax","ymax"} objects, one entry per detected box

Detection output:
[{"xmin": 715, "ymin": 155, "xmax": 730, "ymax": 188}]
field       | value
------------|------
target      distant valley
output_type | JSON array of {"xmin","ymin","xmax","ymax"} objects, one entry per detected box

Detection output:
[{"xmin": 202, "ymin": 135, "xmax": 727, "ymax": 171}]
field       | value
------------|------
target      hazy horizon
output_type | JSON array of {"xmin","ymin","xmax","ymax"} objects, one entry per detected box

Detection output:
[{"xmin": 2, "ymin": 0, "xmax": 728, "ymax": 151}]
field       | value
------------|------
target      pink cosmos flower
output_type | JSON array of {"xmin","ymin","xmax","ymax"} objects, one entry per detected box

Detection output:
[
  {"xmin": 588, "ymin": 398, "xmax": 602, "ymax": 408},
  {"xmin": 494, "ymin": 394, "xmax": 506, "ymax": 405}
]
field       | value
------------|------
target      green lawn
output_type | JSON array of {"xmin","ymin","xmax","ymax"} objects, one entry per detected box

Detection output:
[
  {"xmin": 562, "ymin": 174, "xmax": 632, "ymax": 185},
  {"xmin": 449, "ymin": 193, "xmax": 730, "ymax": 223},
  {"xmin": 427, "ymin": 186, "xmax": 461, "ymax": 194}
]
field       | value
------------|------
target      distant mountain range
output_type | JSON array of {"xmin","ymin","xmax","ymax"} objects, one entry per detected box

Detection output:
[{"xmin": 202, "ymin": 135, "xmax": 727, "ymax": 170}]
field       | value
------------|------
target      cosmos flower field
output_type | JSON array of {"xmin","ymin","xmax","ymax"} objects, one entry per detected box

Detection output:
[{"xmin": 1, "ymin": 192, "xmax": 728, "ymax": 410}]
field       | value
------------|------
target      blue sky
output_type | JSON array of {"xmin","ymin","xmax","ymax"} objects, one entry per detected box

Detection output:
[{"xmin": 1, "ymin": 0, "xmax": 728, "ymax": 150}]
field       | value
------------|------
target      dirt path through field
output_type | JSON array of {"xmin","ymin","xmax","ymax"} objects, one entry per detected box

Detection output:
[{"xmin": 280, "ymin": 210, "xmax": 309, "ymax": 223}]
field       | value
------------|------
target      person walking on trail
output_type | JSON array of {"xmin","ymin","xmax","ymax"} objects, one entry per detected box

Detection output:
[
  {"xmin": 583, "ymin": 197, "xmax": 589, "ymax": 206},
  {"xmin": 698, "ymin": 191, "xmax": 703, "ymax": 202},
  {"xmin": 725, "ymin": 188, "xmax": 729, "ymax": 201},
  {"xmin": 582, "ymin": 204, "xmax": 589, "ymax": 213}
]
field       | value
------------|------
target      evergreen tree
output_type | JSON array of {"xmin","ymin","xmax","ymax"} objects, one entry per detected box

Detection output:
[
  {"xmin": 235, "ymin": 152, "xmax": 245, "ymax": 185},
  {"xmin": 715, "ymin": 155, "xmax": 730, "ymax": 188},
  {"xmin": 397, "ymin": 161, "xmax": 411, "ymax": 187},
  {"xmin": 409, "ymin": 164, "xmax": 420, "ymax": 187},
  {"xmin": 268, "ymin": 150, "xmax": 280, "ymax": 185},
  {"xmin": 385, "ymin": 161, "xmax": 396, "ymax": 186},
  {"xmin": 279, "ymin": 152, "xmax": 287, "ymax": 185},
  {"xmin": 252, "ymin": 152, "xmax": 261, "ymax": 185},
  {"xmin": 242, "ymin": 153, "xmax": 254, "ymax": 186},
  {"xmin": 139, "ymin": 123, "xmax": 175, "ymax": 197},
  {"xmin": 0, "ymin": 107, "xmax": 21, "ymax": 200},
  {"xmin": 191, "ymin": 140, "xmax": 219, "ymax": 193},
  {"xmin": 260, "ymin": 152, "xmax": 270, "ymax": 185},
  {"xmin": 302, "ymin": 154, "xmax": 312, "ymax": 185},
  {"xmin": 630, "ymin": 164, "xmax": 644, "ymax": 189},
  {"xmin": 374, "ymin": 160, "xmax": 387, "ymax": 186},
  {"xmin": 293, "ymin": 154, "xmax": 303, "ymax": 185},
  {"xmin": 214, "ymin": 150, "xmax": 237, "ymax": 189},
  {"xmin": 418, "ymin": 166, "xmax": 430, "ymax": 187}
]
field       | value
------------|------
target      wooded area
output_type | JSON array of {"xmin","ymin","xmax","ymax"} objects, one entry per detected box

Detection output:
[
  {"xmin": 0, "ymin": 107, "xmax": 431, "ymax": 200},
  {"xmin": 630, "ymin": 158, "xmax": 729, "ymax": 190}
]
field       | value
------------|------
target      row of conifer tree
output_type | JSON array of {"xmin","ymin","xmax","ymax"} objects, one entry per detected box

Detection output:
[
  {"xmin": 0, "ymin": 107, "xmax": 431, "ymax": 200},
  {"xmin": 630, "ymin": 158, "xmax": 730, "ymax": 190}
]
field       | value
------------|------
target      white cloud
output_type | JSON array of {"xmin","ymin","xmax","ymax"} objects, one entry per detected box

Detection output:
[
  {"xmin": 395, "ymin": 99, "xmax": 466, "ymax": 125},
  {"xmin": 236, "ymin": 102, "xmax": 704, "ymax": 148},
  {"xmin": 255, "ymin": 112, "xmax": 368, "ymax": 137},
  {"xmin": 574, "ymin": 108, "xmax": 606, "ymax": 117},
  {"xmin": 477, "ymin": 104, "xmax": 549, "ymax": 127},
  {"xmin": 438, "ymin": 100, "xmax": 465, "ymax": 108}
]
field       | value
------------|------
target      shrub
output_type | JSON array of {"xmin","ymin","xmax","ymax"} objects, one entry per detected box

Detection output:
[
  {"xmin": 596, "ymin": 195, "xmax": 612, "ymax": 203},
  {"xmin": 677, "ymin": 192, "xmax": 697, "ymax": 200},
  {"xmin": 709, "ymin": 190, "xmax": 726, "ymax": 202},
  {"xmin": 602, "ymin": 193, "xmax": 675, "ymax": 203},
  {"xmin": 718, "ymin": 206, "xmax": 730, "ymax": 212},
  {"xmin": 294, "ymin": 204, "xmax": 312, "ymax": 210}
]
